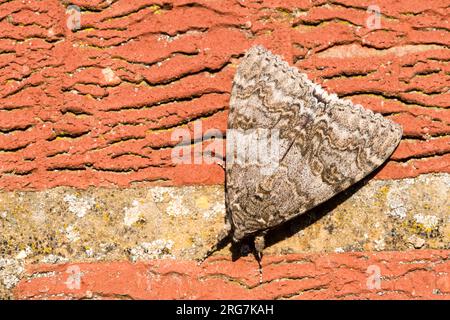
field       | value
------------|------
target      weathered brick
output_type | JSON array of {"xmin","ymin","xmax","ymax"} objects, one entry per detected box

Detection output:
[
  {"xmin": 14, "ymin": 250, "xmax": 450, "ymax": 300},
  {"xmin": 0, "ymin": 0, "xmax": 448, "ymax": 190}
]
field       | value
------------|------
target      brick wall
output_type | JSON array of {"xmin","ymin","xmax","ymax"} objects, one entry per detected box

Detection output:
[{"xmin": 0, "ymin": 0, "xmax": 449, "ymax": 299}]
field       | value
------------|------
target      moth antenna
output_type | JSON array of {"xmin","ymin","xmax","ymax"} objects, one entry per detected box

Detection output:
[
  {"xmin": 215, "ymin": 159, "xmax": 225, "ymax": 171},
  {"xmin": 254, "ymin": 232, "xmax": 266, "ymax": 284},
  {"xmin": 255, "ymin": 252, "xmax": 263, "ymax": 284},
  {"xmin": 197, "ymin": 221, "xmax": 232, "ymax": 265}
]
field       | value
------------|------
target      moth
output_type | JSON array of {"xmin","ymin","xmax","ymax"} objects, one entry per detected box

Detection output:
[{"xmin": 200, "ymin": 45, "xmax": 402, "ymax": 267}]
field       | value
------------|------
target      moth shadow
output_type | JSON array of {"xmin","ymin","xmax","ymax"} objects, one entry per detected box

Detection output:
[{"xmin": 229, "ymin": 165, "xmax": 385, "ymax": 261}]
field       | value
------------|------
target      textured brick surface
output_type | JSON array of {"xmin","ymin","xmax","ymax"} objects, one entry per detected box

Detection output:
[
  {"xmin": 0, "ymin": 175, "xmax": 448, "ymax": 264},
  {"xmin": 14, "ymin": 250, "xmax": 450, "ymax": 300},
  {"xmin": 0, "ymin": 0, "xmax": 449, "ymax": 190},
  {"xmin": 0, "ymin": 0, "xmax": 449, "ymax": 301},
  {"xmin": 0, "ymin": 174, "xmax": 448, "ymax": 299}
]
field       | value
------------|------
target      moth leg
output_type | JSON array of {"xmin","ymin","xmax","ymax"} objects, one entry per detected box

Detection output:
[
  {"xmin": 216, "ymin": 159, "xmax": 225, "ymax": 171},
  {"xmin": 197, "ymin": 220, "xmax": 232, "ymax": 265},
  {"xmin": 254, "ymin": 231, "xmax": 267, "ymax": 283}
]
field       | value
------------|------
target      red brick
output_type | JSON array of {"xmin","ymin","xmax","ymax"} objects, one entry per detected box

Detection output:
[
  {"xmin": 0, "ymin": 0, "xmax": 448, "ymax": 190},
  {"xmin": 14, "ymin": 250, "xmax": 450, "ymax": 300}
]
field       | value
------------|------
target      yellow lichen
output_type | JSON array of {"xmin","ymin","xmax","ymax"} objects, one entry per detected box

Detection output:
[
  {"xmin": 195, "ymin": 195, "xmax": 210, "ymax": 210},
  {"xmin": 42, "ymin": 247, "xmax": 52, "ymax": 254},
  {"xmin": 403, "ymin": 219, "xmax": 439, "ymax": 237},
  {"xmin": 150, "ymin": 4, "xmax": 162, "ymax": 14},
  {"xmin": 102, "ymin": 211, "xmax": 111, "ymax": 223},
  {"xmin": 275, "ymin": 8, "xmax": 293, "ymax": 20}
]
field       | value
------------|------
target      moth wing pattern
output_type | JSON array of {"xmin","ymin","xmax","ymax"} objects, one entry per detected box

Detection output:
[{"xmin": 226, "ymin": 45, "xmax": 402, "ymax": 245}]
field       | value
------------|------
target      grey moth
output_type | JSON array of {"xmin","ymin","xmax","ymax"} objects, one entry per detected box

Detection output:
[{"xmin": 200, "ymin": 45, "xmax": 402, "ymax": 267}]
